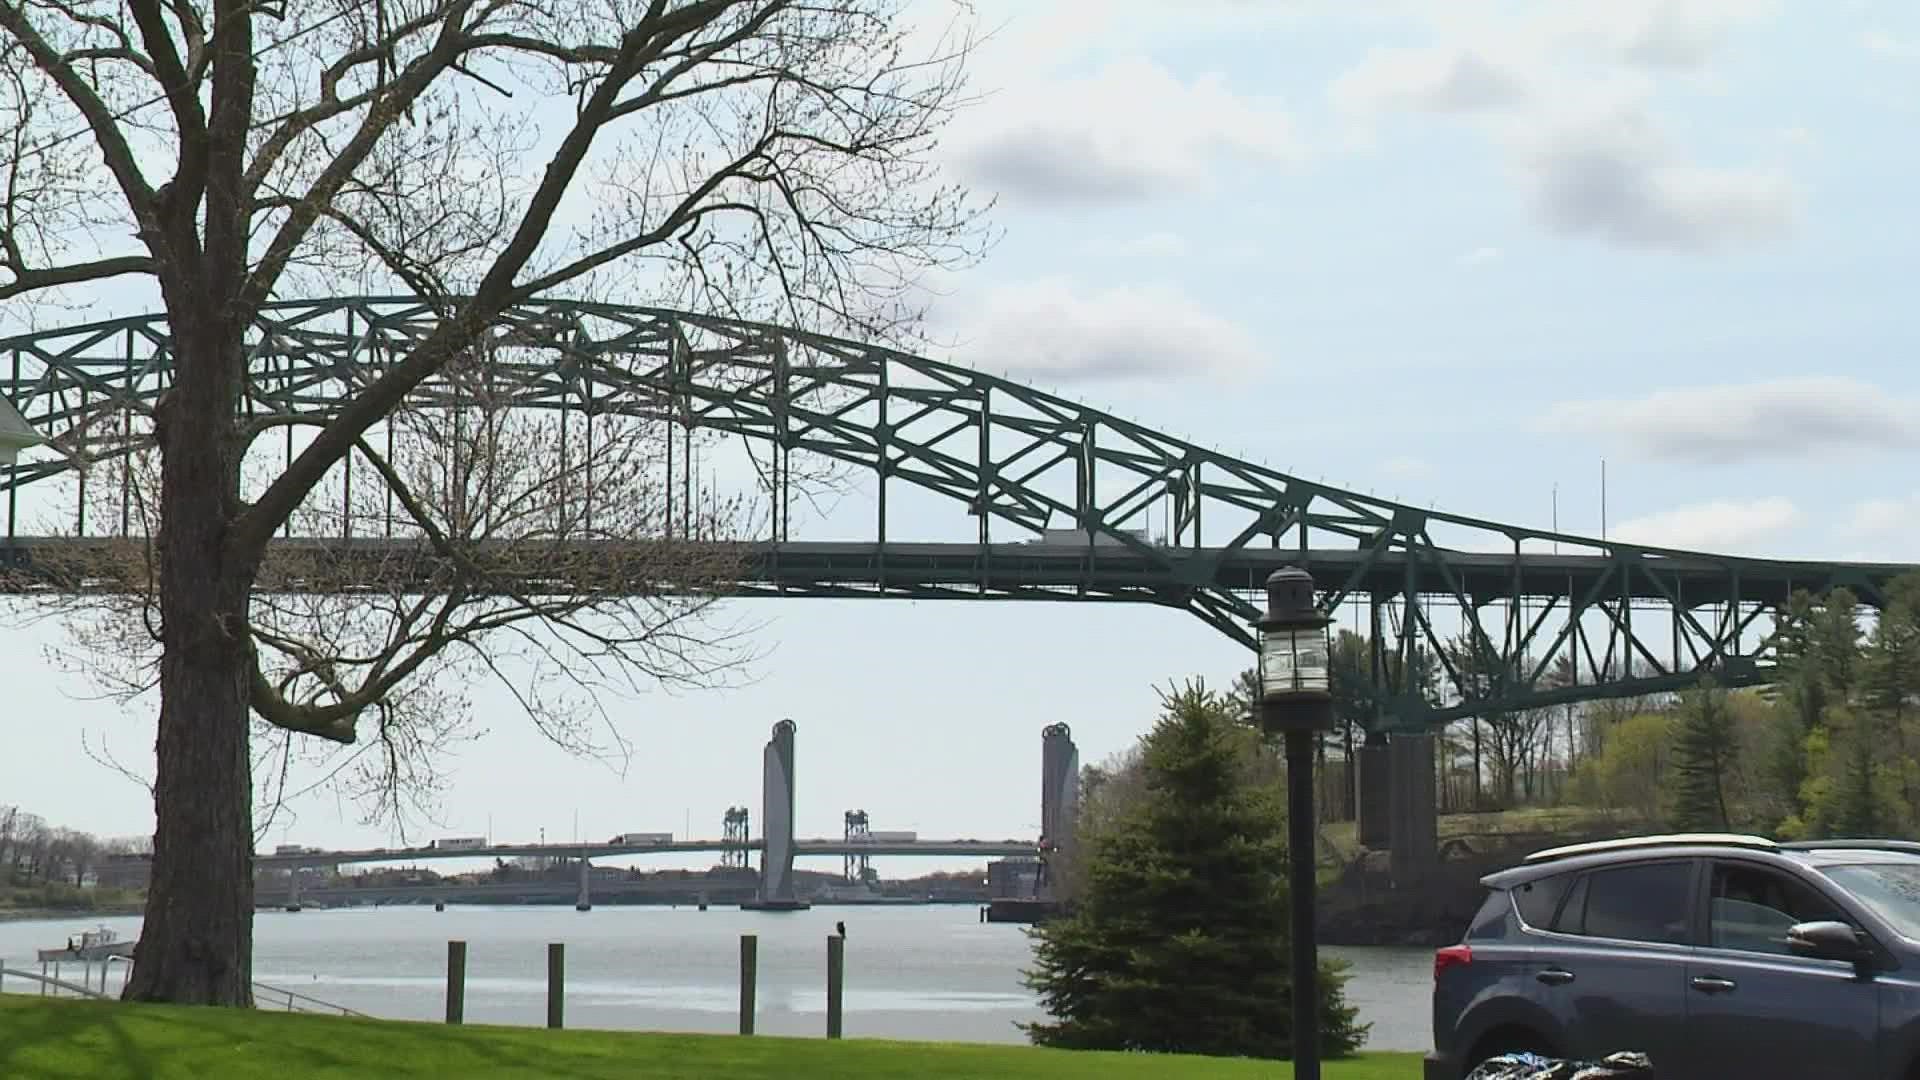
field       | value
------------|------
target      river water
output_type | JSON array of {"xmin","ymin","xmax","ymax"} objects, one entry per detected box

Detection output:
[{"xmin": 0, "ymin": 905, "xmax": 1434, "ymax": 1051}]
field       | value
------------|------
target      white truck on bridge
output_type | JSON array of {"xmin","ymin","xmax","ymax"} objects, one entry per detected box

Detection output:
[
  {"xmin": 431, "ymin": 837, "xmax": 487, "ymax": 850},
  {"xmin": 608, "ymin": 832, "xmax": 674, "ymax": 845}
]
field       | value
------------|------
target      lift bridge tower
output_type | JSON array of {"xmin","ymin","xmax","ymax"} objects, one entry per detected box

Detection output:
[
  {"xmin": 843, "ymin": 809, "xmax": 873, "ymax": 884},
  {"xmin": 721, "ymin": 805, "xmax": 751, "ymax": 869}
]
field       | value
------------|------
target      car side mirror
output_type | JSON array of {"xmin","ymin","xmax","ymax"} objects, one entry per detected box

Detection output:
[{"xmin": 1787, "ymin": 920, "xmax": 1869, "ymax": 962}]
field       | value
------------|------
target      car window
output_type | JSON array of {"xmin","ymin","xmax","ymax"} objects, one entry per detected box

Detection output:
[
  {"xmin": 1709, "ymin": 862, "xmax": 1841, "ymax": 955},
  {"xmin": 1513, "ymin": 872, "xmax": 1574, "ymax": 929},
  {"xmin": 1821, "ymin": 862, "xmax": 1920, "ymax": 940},
  {"xmin": 1467, "ymin": 889, "xmax": 1511, "ymax": 941},
  {"xmin": 1561, "ymin": 861, "xmax": 1693, "ymax": 944},
  {"xmin": 1549, "ymin": 873, "xmax": 1589, "ymax": 934}
]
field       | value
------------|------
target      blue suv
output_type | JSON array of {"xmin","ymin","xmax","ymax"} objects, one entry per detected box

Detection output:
[{"xmin": 1426, "ymin": 833, "xmax": 1920, "ymax": 1079}]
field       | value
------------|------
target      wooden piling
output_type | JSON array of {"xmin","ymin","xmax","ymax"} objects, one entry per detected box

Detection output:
[
  {"xmin": 738, "ymin": 934, "xmax": 758, "ymax": 1035},
  {"xmin": 547, "ymin": 943, "xmax": 565, "ymax": 1029},
  {"xmin": 826, "ymin": 934, "xmax": 845, "ymax": 1039},
  {"xmin": 445, "ymin": 940, "xmax": 467, "ymax": 1024}
]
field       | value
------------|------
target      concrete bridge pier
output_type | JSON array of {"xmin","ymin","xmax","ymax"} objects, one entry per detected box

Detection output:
[
  {"xmin": 285, "ymin": 871, "xmax": 303, "ymax": 913},
  {"xmin": 989, "ymin": 724, "xmax": 1081, "ymax": 924},
  {"xmin": 575, "ymin": 856, "xmax": 592, "ymax": 912},
  {"xmin": 1037, "ymin": 724, "xmax": 1080, "ymax": 904},
  {"xmin": 1386, "ymin": 733, "xmax": 1438, "ymax": 886},
  {"xmin": 743, "ymin": 719, "xmax": 808, "ymax": 912},
  {"xmin": 1356, "ymin": 733, "xmax": 1391, "ymax": 850},
  {"xmin": 1353, "ymin": 727, "xmax": 1440, "ymax": 882}
]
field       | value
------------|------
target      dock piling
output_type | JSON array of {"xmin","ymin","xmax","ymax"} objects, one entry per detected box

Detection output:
[
  {"xmin": 826, "ymin": 934, "xmax": 845, "ymax": 1039},
  {"xmin": 445, "ymin": 940, "xmax": 467, "ymax": 1024},
  {"xmin": 739, "ymin": 934, "xmax": 757, "ymax": 1035}
]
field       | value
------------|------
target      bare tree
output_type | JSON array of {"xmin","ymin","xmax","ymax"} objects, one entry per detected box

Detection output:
[
  {"xmin": 1, "ymin": 0, "xmax": 992, "ymax": 1004},
  {"xmin": 46, "ymin": 371, "xmax": 759, "ymax": 833}
]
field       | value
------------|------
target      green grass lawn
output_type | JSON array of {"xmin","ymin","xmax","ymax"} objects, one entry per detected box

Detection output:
[{"xmin": 0, "ymin": 995, "xmax": 1420, "ymax": 1078}]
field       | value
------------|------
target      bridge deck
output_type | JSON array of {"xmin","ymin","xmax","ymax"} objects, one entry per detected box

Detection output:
[
  {"xmin": 4, "ymin": 537, "xmax": 1901, "ymax": 608},
  {"xmin": 249, "ymin": 837, "xmax": 1036, "ymax": 869}
]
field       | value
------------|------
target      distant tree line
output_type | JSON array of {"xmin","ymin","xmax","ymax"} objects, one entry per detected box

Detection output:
[
  {"xmin": 0, "ymin": 805, "xmax": 148, "ymax": 891},
  {"xmin": 1575, "ymin": 575, "xmax": 1920, "ymax": 838}
]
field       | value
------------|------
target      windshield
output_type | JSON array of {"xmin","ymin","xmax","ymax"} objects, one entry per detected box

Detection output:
[{"xmin": 1821, "ymin": 863, "xmax": 1920, "ymax": 939}]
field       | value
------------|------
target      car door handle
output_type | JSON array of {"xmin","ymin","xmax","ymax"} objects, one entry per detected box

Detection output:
[
  {"xmin": 1535, "ymin": 969, "xmax": 1575, "ymax": 986},
  {"xmin": 1690, "ymin": 975, "xmax": 1737, "ymax": 994}
]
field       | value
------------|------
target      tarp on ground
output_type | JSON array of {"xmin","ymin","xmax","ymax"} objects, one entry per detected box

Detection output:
[{"xmin": 1466, "ymin": 1051, "xmax": 1654, "ymax": 1080}]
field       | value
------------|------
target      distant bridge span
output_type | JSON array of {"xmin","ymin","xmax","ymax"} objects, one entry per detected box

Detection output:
[
  {"xmin": 2, "ymin": 297, "xmax": 1911, "ymax": 730},
  {"xmin": 251, "ymin": 838, "xmax": 1034, "ymax": 871}
]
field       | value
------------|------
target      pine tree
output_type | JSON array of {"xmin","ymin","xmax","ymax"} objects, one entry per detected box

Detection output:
[
  {"xmin": 1021, "ymin": 680, "xmax": 1367, "ymax": 1059},
  {"xmin": 1828, "ymin": 707, "xmax": 1888, "ymax": 838},
  {"xmin": 1669, "ymin": 679, "xmax": 1736, "ymax": 831},
  {"xmin": 1864, "ymin": 586, "xmax": 1920, "ymax": 823}
]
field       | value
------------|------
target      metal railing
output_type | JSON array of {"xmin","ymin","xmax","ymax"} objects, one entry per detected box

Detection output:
[
  {"xmin": 0, "ymin": 966, "xmax": 108, "ymax": 998},
  {"xmin": 1, "ymin": 963, "xmax": 362, "ymax": 1017},
  {"xmin": 251, "ymin": 980, "xmax": 366, "ymax": 1016}
]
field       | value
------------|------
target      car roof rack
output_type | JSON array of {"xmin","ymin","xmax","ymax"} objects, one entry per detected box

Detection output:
[
  {"xmin": 1778, "ymin": 839, "xmax": 1920, "ymax": 855},
  {"xmin": 1522, "ymin": 833, "xmax": 1778, "ymax": 865}
]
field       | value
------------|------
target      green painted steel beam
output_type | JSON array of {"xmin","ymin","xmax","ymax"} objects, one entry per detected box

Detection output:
[{"xmin": 2, "ymin": 296, "xmax": 1912, "ymax": 732}]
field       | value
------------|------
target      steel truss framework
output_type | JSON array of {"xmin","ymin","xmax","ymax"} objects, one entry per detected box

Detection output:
[{"xmin": 0, "ymin": 297, "xmax": 1911, "ymax": 732}]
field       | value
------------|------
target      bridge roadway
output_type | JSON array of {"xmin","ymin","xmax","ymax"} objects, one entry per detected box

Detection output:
[
  {"xmin": 5, "ymin": 536, "xmax": 1900, "ymax": 608},
  {"xmin": 254, "ymin": 837, "xmax": 1035, "ymax": 870}
]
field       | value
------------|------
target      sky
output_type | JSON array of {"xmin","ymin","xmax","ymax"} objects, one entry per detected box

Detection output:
[{"xmin": 5, "ymin": 0, "xmax": 1920, "ymax": 874}]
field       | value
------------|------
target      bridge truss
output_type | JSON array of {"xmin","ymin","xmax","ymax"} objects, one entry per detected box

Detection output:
[{"xmin": 1, "ymin": 297, "xmax": 1909, "ymax": 732}]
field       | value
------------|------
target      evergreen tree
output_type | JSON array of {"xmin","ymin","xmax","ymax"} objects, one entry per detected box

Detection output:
[
  {"xmin": 1022, "ymin": 680, "xmax": 1367, "ymax": 1059},
  {"xmin": 1819, "ymin": 707, "xmax": 1894, "ymax": 838},
  {"xmin": 1668, "ymin": 679, "xmax": 1736, "ymax": 830},
  {"xmin": 1864, "ymin": 586, "xmax": 1920, "ymax": 821}
]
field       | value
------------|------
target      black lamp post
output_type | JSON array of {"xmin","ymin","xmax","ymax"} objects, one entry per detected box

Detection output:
[{"xmin": 1255, "ymin": 566, "xmax": 1333, "ymax": 1080}]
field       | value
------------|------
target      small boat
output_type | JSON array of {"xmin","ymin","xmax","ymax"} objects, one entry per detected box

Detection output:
[{"xmin": 37, "ymin": 925, "xmax": 137, "ymax": 963}]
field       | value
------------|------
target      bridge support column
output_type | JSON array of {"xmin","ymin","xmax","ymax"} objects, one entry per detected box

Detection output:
[
  {"xmin": 1356, "ymin": 733, "xmax": 1392, "ymax": 850},
  {"xmin": 743, "ymin": 720, "xmax": 808, "ymax": 911},
  {"xmin": 575, "ymin": 857, "xmax": 592, "ymax": 912},
  {"xmin": 1038, "ymin": 724, "xmax": 1080, "ymax": 904},
  {"xmin": 1387, "ymin": 733, "xmax": 1438, "ymax": 886},
  {"xmin": 285, "ymin": 870, "xmax": 303, "ymax": 913}
]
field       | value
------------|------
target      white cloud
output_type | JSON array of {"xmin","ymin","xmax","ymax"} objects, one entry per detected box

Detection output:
[
  {"xmin": 1827, "ymin": 495, "xmax": 1920, "ymax": 563},
  {"xmin": 1332, "ymin": 46, "xmax": 1530, "ymax": 114},
  {"xmin": 950, "ymin": 57, "xmax": 1300, "ymax": 205},
  {"xmin": 1564, "ymin": 0, "xmax": 1781, "ymax": 70},
  {"xmin": 1537, "ymin": 377, "xmax": 1920, "ymax": 463},
  {"xmin": 1456, "ymin": 245, "xmax": 1502, "ymax": 267},
  {"xmin": 1420, "ymin": 2, "xmax": 1780, "ymax": 73},
  {"xmin": 1611, "ymin": 497, "xmax": 1801, "ymax": 553},
  {"xmin": 940, "ymin": 278, "xmax": 1265, "ymax": 382},
  {"xmin": 1323, "ymin": 2, "xmax": 1794, "ymax": 254},
  {"xmin": 1847, "ymin": 495, "xmax": 1920, "ymax": 539},
  {"xmin": 1863, "ymin": 30, "xmax": 1920, "ymax": 60},
  {"xmin": 1518, "ymin": 111, "xmax": 1796, "ymax": 253}
]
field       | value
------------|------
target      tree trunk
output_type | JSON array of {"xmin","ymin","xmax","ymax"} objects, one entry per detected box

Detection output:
[
  {"xmin": 122, "ymin": 317, "xmax": 256, "ymax": 1007},
  {"xmin": 1470, "ymin": 718, "xmax": 1483, "ymax": 810}
]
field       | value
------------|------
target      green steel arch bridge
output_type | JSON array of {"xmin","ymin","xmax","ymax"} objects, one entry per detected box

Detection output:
[{"xmin": 0, "ymin": 297, "xmax": 1908, "ymax": 741}]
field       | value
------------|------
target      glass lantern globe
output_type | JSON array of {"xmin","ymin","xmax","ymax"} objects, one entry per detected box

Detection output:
[{"xmin": 1260, "ymin": 623, "xmax": 1331, "ymax": 696}]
